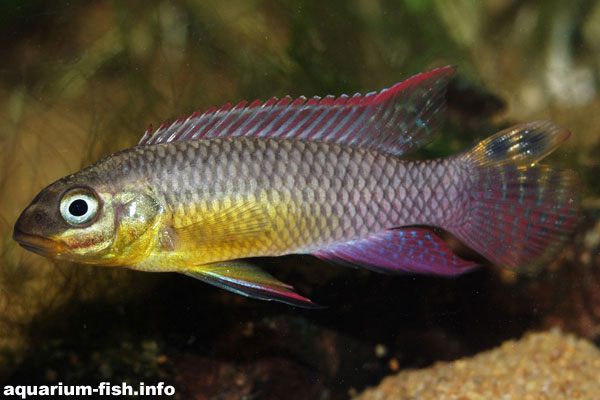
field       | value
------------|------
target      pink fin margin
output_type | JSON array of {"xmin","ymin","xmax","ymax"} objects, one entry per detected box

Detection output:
[
  {"xmin": 314, "ymin": 228, "xmax": 478, "ymax": 276},
  {"xmin": 138, "ymin": 66, "xmax": 456, "ymax": 156},
  {"xmin": 184, "ymin": 261, "xmax": 321, "ymax": 308}
]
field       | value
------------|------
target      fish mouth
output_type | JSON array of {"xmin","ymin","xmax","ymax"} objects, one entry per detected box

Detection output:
[{"xmin": 12, "ymin": 230, "xmax": 68, "ymax": 257}]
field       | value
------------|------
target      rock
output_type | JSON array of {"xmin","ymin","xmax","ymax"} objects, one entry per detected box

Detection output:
[
  {"xmin": 355, "ymin": 329, "xmax": 600, "ymax": 400},
  {"xmin": 173, "ymin": 355, "xmax": 324, "ymax": 400}
]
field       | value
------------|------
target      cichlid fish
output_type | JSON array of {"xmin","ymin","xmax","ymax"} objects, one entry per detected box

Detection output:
[{"xmin": 13, "ymin": 67, "xmax": 580, "ymax": 306}]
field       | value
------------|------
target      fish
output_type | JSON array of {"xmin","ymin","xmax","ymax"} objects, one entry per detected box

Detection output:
[{"xmin": 13, "ymin": 66, "xmax": 580, "ymax": 307}]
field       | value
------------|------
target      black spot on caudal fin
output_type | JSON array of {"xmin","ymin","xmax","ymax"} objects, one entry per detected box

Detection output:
[
  {"xmin": 466, "ymin": 121, "xmax": 570, "ymax": 168},
  {"xmin": 455, "ymin": 121, "xmax": 580, "ymax": 273}
]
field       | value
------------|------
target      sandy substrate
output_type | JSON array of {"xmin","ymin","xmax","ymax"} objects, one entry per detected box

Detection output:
[{"xmin": 356, "ymin": 329, "xmax": 600, "ymax": 400}]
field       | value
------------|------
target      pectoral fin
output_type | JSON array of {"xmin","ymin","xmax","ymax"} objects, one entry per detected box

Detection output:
[
  {"xmin": 183, "ymin": 260, "xmax": 321, "ymax": 308},
  {"xmin": 175, "ymin": 201, "xmax": 270, "ymax": 247}
]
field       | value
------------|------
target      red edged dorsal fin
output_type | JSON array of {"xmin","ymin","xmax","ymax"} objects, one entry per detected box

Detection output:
[{"xmin": 138, "ymin": 66, "xmax": 456, "ymax": 156}]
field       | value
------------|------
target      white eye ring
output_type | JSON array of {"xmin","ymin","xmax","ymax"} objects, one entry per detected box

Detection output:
[{"xmin": 60, "ymin": 192, "xmax": 99, "ymax": 225}]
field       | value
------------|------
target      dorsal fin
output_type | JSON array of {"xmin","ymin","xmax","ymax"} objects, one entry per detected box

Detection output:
[{"xmin": 138, "ymin": 66, "xmax": 456, "ymax": 156}]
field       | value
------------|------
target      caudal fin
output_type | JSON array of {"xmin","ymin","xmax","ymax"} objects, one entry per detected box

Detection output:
[{"xmin": 456, "ymin": 121, "xmax": 580, "ymax": 272}]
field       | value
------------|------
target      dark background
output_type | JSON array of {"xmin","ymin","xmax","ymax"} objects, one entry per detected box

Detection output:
[{"xmin": 1, "ymin": 1, "xmax": 599, "ymax": 398}]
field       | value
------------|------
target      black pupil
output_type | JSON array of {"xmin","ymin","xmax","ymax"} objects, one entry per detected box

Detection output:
[{"xmin": 69, "ymin": 199, "xmax": 88, "ymax": 217}]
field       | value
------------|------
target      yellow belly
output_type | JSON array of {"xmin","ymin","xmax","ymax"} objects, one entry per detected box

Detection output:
[{"xmin": 132, "ymin": 191, "xmax": 335, "ymax": 272}]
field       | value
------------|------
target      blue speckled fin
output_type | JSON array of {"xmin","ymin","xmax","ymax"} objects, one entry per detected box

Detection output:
[
  {"xmin": 183, "ymin": 260, "xmax": 321, "ymax": 308},
  {"xmin": 138, "ymin": 67, "xmax": 455, "ymax": 156},
  {"xmin": 313, "ymin": 228, "xmax": 478, "ymax": 276},
  {"xmin": 456, "ymin": 121, "xmax": 580, "ymax": 272}
]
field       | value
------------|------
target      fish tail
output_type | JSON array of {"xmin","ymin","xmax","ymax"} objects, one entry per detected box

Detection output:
[{"xmin": 455, "ymin": 121, "xmax": 580, "ymax": 272}]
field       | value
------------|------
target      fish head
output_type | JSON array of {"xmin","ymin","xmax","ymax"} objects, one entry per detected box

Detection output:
[{"xmin": 13, "ymin": 171, "xmax": 163, "ymax": 266}]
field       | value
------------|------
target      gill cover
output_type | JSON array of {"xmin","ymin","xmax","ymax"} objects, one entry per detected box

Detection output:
[
  {"xmin": 14, "ymin": 176, "xmax": 163, "ymax": 267},
  {"xmin": 105, "ymin": 192, "xmax": 162, "ymax": 266}
]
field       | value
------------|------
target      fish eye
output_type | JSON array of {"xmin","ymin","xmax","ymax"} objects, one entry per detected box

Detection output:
[{"xmin": 59, "ymin": 189, "xmax": 99, "ymax": 225}]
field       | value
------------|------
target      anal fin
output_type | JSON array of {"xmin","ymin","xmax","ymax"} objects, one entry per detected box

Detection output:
[
  {"xmin": 184, "ymin": 260, "xmax": 320, "ymax": 308},
  {"xmin": 314, "ymin": 228, "xmax": 478, "ymax": 276}
]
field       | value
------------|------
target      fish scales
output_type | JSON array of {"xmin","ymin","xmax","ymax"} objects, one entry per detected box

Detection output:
[
  {"xmin": 96, "ymin": 138, "xmax": 467, "ymax": 270},
  {"xmin": 13, "ymin": 67, "xmax": 580, "ymax": 306}
]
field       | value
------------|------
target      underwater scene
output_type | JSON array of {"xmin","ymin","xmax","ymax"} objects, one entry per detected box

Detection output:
[{"xmin": 1, "ymin": 0, "xmax": 600, "ymax": 399}]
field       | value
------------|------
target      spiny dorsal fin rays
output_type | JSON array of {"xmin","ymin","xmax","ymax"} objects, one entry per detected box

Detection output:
[{"xmin": 138, "ymin": 66, "xmax": 456, "ymax": 156}]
